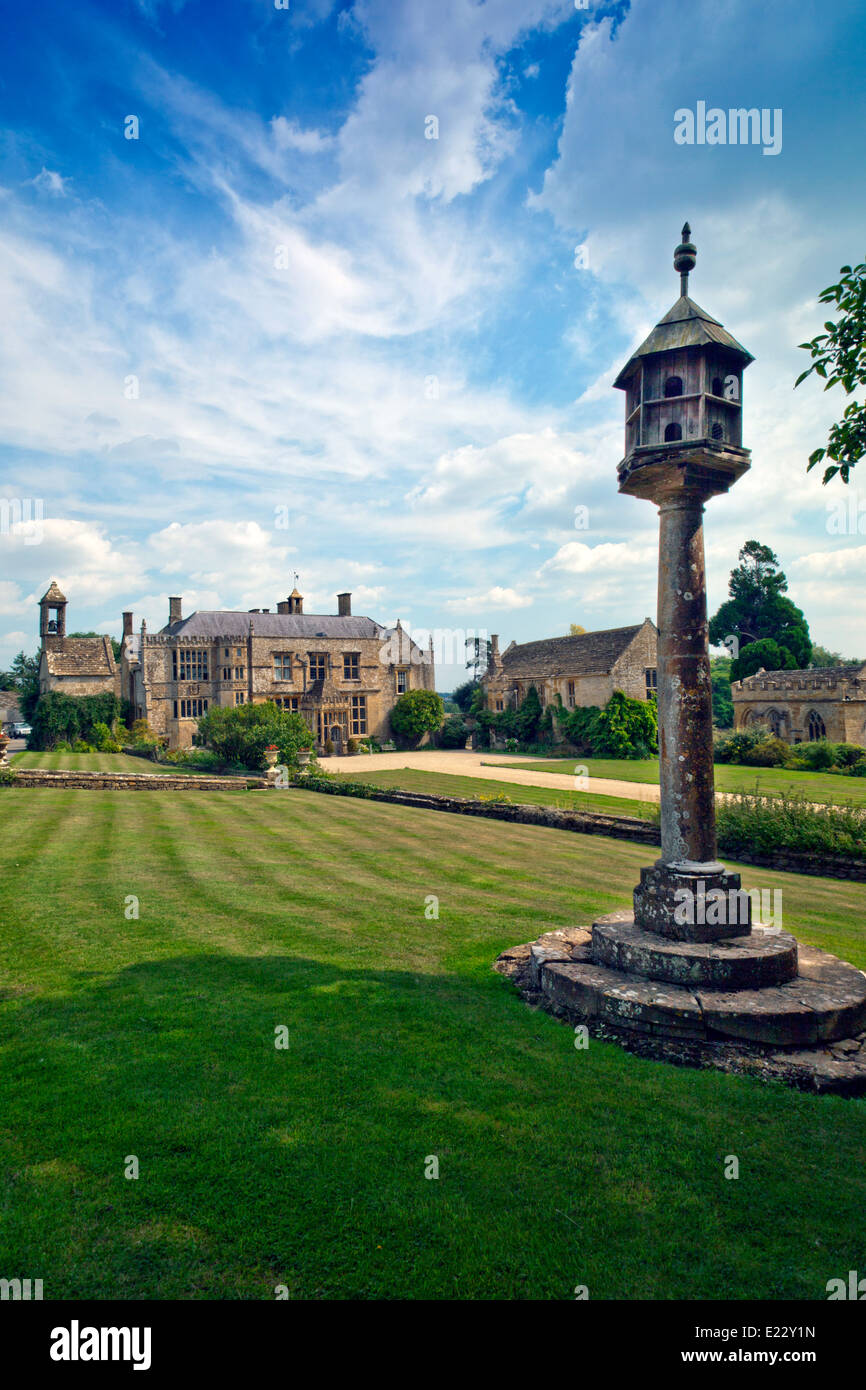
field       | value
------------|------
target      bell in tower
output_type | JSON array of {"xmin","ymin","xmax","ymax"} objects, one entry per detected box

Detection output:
[
  {"xmin": 39, "ymin": 579, "xmax": 68, "ymax": 642},
  {"xmin": 614, "ymin": 223, "xmax": 753, "ymax": 501}
]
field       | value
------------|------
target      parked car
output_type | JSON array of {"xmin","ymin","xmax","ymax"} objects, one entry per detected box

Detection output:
[{"xmin": 10, "ymin": 722, "xmax": 32, "ymax": 738}]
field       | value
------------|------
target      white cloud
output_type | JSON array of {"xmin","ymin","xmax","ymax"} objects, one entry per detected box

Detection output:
[
  {"xmin": 446, "ymin": 586, "xmax": 533, "ymax": 612},
  {"xmin": 30, "ymin": 168, "xmax": 68, "ymax": 195}
]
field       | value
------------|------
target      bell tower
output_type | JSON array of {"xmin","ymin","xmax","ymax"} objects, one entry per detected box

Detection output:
[{"xmin": 39, "ymin": 580, "xmax": 67, "ymax": 643}]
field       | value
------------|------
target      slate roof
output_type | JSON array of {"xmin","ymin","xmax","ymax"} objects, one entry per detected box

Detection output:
[
  {"xmin": 495, "ymin": 623, "xmax": 651, "ymax": 680},
  {"xmin": 43, "ymin": 635, "xmax": 116, "ymax": 677},
  {"xmin": 162, "ymin": 611, "xmax": 387, "ymax": 641},
  {"xmin": 614, "ymin": 295, "xmax": 753, "ymax": 388}
]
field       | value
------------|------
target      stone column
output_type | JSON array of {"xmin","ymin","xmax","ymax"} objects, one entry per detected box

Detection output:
[
  {"xmin": 632, "ymin": 481, "xmax": 751, "ymax": 943},
  {"xmin": 656, "ymin": 492, "xmax": 717, "ymax": 868}
]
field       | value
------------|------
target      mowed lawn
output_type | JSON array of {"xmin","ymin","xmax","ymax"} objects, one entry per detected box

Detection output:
[
  {"xmin": 498, "ymin": 757, "xmax": 866, "ymax": 806},
  {"xmin": 10, "ymin": 751, "xmax": 223, "ymax": 777},
  {"xmin": 1, "ymin": 786, "xmax": 865, "ymax": 1301},
  {"xmin": 334, "ymin": 766, "xmax": 657, "ymax": 820}
]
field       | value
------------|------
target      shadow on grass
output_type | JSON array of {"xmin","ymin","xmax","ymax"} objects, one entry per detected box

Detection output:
[{"xmin": 1, "ymin": 952, "xmax": 865, "ymax": 1301}]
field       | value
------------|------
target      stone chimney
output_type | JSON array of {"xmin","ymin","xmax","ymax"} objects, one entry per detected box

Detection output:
[
  {"xmin": 277, "ymin": 600, "xmax": 290, "ymax": 615},
  {"xmin": 489, "ymin": 634, "xmax": 502, "ymax": 671},
  {"xmin": 337, "ymin": 592, "xmax": 352, "ymax": 616},
  {"xmin": 168, "ymin": 596, "xmax": 182, "ymax": 626},
  {"xmin": 122, "ymin": 612, "xmax": 133, "ymax": 638}
]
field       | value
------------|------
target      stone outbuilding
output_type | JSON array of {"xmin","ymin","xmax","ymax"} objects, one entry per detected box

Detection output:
[
  {"xmin": 121, "ymin": 588, "xmax": 435, "ymax": 751},
  {"xmin": 732, "ymin": 664, "xmax": 866, "ymax": 745},
  {"xmin": 481, "ymin": 618, "xmax": 658, "ymax": 717},
  {"xmin": 36, "ymin": 581, "xmax": 120, "ymax": 701}
]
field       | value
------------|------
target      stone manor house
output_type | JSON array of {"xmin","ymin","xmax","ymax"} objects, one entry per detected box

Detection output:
[
  {"xmin": 36, "ymin": 581, "xmax": 434, "ymax": 751},
  {"xmin": 481, "ymin": 619, "xmax": 659, "ymax": 721}
]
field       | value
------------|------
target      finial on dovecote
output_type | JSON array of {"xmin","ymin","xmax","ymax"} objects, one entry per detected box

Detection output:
[{"xmin": 673, "ymin": 221, "xmax": 696, "ymax": 297}]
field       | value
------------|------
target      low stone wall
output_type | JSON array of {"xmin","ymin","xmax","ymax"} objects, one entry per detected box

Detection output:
[
  {"xmin": 8, "ymin": 769, "xmax": 266, "ymax": 791},
  {"xmin": 295, "ymin": 779, "xmax": 866, "ymax": 881}
]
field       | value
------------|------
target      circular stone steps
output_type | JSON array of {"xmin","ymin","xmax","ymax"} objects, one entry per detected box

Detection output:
[
  {"xmin": 539, "ymin": 931, "xmax": 866, "ymax": 1047},
  {"xmin": 592, "ymin": 916, "xmax": 798, "ymax": 990}
]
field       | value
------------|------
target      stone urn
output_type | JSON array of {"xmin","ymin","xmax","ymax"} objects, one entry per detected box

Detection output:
[
  {"xmin": 0, "ymin": 731, "xmax": 9, "ymax": 766},
  {"xmin": 264, "ymin": 746, "xmax": 280, "ymax": 768},
  {"xmin": 297, "ymin": 748, "xmax": 312, "ymax": 769}
]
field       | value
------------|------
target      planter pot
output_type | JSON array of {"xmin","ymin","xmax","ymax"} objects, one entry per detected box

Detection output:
[
  {"xmin": 297, "ymin": 749, "xmax": 312, "ymax": 768},
  {"xmin": 264, "ymin": 748, "xmax": 280, "ymax": 769}
]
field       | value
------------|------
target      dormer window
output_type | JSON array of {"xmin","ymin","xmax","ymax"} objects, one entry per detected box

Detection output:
[
  {"xmin": 664, "ymin": 422, "xmax": 682, "ymax": 442},
  {"xmin": 664, "ymin": 376, "xmax": 683, "ymax": 398}
]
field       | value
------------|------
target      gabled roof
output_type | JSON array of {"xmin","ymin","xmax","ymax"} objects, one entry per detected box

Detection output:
[
  {"xmin": 614, "ymin": 295, "xmax": 753, "ymax": 388},
  {"xmin": 42, "ymin": 635, "xmax": 116, "ymax": 677},
  {"xmin": 492, "ymin": 622, "xmax": 654, "ymax": 681}
]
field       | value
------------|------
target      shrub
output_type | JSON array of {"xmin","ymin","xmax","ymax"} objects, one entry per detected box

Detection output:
[
  {"xmin": 437, "ymin": 714, "xmax": 469, "ymax": 749},
  {"xmin": 196, "ymin": 701, "xmax": 314, "ymax": 771},
  {"xmin": 390, "ymin": 689, "xmax": 444, "ymax": 746},
  {"xmin": 92, "ymin": 721, "xmax": 121, "ymax": 754},
  {"xmin": 716, "ymin": 790, "xmax": 866, "ymax": 860},
  {"xmin": 29, "ymin": 691, "xmax": 125, "ymax": 750},
  {"xmin": 130, "ymin": 718, "xmax": 159, "ymax": 745},
  {"xmin": 72, "ymin": 740, "xmax": 93, "ymax": 753},
  {"xmin": 714, "ymin": 726, "xmax": 774, "ymax": 764},
  {"xmin": 562, "ymin": 691, "xmax": 657, "ymax": 759},
  {"xmin": 325, "ymin": 738, "xmax": 335, "ymax": 757},
  {"xmin": 739, "ymin": 736, "xmax": 792, "ymax": 768},
  {"xmin": 514, "ymin": 686, "xmax": 543, "ymax": 744},
  {"xmin": 347, "ymin": 737, "xmax": 358, "ymax": 754}
]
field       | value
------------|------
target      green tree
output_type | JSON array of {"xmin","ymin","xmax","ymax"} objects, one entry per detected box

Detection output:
[
  {"xmin": 451, "ymin": 679, "xmax": 479, "ymax": 712},
  {"xmin": 795, "ymin": 257, "xmax": 866, "ymax": 482},
  {"xmin": 809, "ymin": 644, "xmax": 862, "ymax": 668},
  {"xmin": 730, "ymin": 638, "xmax": 796, "ymax": 683},
  {"xmin": 390, "ymin": 689, "xmax": 444, "ymax": 745},
  {"xmin": 0, "ymin": 650, "xmax": 41, "ymax": 719},
  {"xmin": 709, "ymin": 541, "xmax": 811, "ymax": 674},
  {"xmin": 710, "ymin": 655, "xmax": 734, "ymax": 729}
]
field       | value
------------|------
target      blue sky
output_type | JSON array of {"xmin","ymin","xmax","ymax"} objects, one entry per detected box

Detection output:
[{"xmin": 1, "ymin": 0, "xmax": 865, "ymax": 686}]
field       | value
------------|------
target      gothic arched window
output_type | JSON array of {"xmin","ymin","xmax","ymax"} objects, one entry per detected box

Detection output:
[
  {"xmin": 767, "ymin": 709, "xmax": 783, "ymax": 737},
  {"xmin": 664, "ymin": 422, "xmax": 682, "ymax": 442},
  {"xmin": 807, "ymin": 710, "xmax": 826, "ymax": 741},
  {"xmin": 664, "ymin": 376, "xmax": 683, "ymax": 398}
]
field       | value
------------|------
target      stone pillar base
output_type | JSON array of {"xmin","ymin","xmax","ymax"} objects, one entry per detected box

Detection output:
[{"xmin": 633, "ymin": 863, "xmax": 752, "ymax": 942}]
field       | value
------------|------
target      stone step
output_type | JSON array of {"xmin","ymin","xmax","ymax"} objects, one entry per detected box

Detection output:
[
  {"xmin": 540, "ymin": 942, "xmax": 866, "ymax": 1047},
  {"xmin": 592, "ymin": 915, "xmax": 798, "ymax": 990}
]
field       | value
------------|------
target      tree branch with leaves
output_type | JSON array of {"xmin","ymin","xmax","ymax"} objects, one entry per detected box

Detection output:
[{"xmin": 796, "ymin": 258, "xmax": 866, "ymax": 483}]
